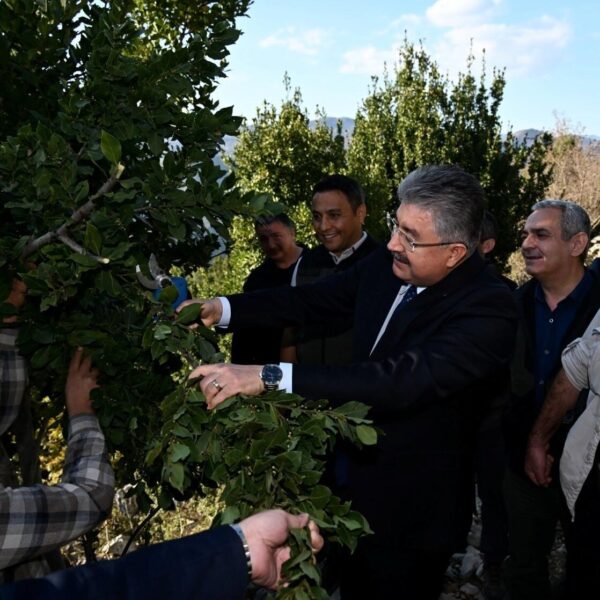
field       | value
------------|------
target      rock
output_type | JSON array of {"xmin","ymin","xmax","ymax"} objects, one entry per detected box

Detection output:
[{"xmin": 460, "ymin": 545, "xmax": 483, "ymax": 578}]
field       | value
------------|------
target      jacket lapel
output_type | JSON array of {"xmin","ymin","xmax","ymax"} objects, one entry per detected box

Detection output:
[{"xmin": 371, "ymin": 252, "xmax": 487, "ymax": 357}]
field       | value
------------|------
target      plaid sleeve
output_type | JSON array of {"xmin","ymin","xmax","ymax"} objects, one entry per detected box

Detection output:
[
  {"xmin": 0, "ymin": 414, "xmax": 114, "ymax": 570},
  {"xmin": 0, "ymin": 329, "xmax": 28, "ymax": 436}
]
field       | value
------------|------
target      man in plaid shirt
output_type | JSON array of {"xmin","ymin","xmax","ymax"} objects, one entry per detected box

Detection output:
[{"xmin": 0, "ymin": 328, "xmax": 114, "ymax": 582}]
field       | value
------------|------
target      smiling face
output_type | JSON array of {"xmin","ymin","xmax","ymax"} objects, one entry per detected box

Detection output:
[
  {"xmin": 386, "ymin": 203, "xmax": 467, "ymax": 286},
  {"xmin": 311, "ymin": 190, "xmax": 366, "ymax": 255},
  {"xmin": 520, "ymin": 207, "xmax": 586, "ymax": 283}
]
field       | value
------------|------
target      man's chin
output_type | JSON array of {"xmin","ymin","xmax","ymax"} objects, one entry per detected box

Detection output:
[{"xmin": 392, "ymin": 261, "xmax": 411, "ymax": 281}]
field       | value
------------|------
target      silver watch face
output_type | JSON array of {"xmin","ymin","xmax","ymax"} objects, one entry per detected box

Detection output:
[{"xmin": 261, "ymin": 364, "xmax": 283, "ymax": 386}]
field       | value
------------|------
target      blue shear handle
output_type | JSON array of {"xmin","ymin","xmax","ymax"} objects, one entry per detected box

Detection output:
[{"xmin": 152, "ymin": 277, "xmax": 189, "ymax": 309}]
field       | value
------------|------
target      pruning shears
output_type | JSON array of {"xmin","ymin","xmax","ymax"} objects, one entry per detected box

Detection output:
[{"xmin": 136, "ymin": 254, "xmax": 189, "ymax": 309}]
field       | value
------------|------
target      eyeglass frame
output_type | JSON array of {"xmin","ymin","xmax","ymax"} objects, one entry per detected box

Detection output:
[{"xmin": 385, "ymin": 212, "xmax": 467, "ymax": 253}]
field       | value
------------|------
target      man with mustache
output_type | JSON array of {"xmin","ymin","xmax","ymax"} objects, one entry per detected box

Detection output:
[
  {"xmin": 503, "ymin": 200, "xmax": 600, "ymax": 600},
  {"xmin": 180, "ymin": 164, "xmax": 518, "ymax": 599}
]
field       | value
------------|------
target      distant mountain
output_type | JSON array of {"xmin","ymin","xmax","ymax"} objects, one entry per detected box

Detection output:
[
  {"xmin": 215, "ymin": 121, "xmax": 599, "ymax": 165},
  {"xmin": 512, "ymin": 128, "xmax": 599, "ymax": 150}
]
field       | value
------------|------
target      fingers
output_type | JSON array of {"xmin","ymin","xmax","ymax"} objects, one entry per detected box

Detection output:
[
  {"xmin": 68, "ymin": 346, "xmax": 84, "ymax": 374},
  {"xmin": 189, "ymin": 363, "xmax": 263, "ymax": 409},
  {"xmin": 189, "ymin": 364, "xmax": 232, "ymax": 409},
  {"xmin": 285, "ymin": 512, "xmax": 310, "ymax": 530},
  {"xmin": 307, "ymin": 520, "xmax": 324, "ymax": 553},
  {"xmin": 284, "ymin": 513, "xmax": 323, "ymax": 553}
]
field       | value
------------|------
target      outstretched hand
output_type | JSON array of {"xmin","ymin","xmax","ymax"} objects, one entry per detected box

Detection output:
[
  {"xmin": 65, "ymin": 347, "xmax": 100, "ymax": 417},
  {"xmin": 188, "ymin": 363, "xmax": 264, "ymax": 409},
  {"xmin": 240, "ymin": 509, "xmax": 324, "ymax": 589},
  {"xmin": 176, "ymin": 297, "xmax": 223, "ymax": 328}
]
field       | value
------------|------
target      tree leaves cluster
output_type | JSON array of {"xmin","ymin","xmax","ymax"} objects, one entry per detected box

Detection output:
[
  {"xmin": 347, "ymin": 41, "xmax": 552, "ymax": 265},
  {"xmin": 1, "ymin": 3, "xmax": 375, "ymax": 593},
  {"xmin": 142, "ymin": 300, "xmax": 376, "ymax": 597},
  {"xmin": 0, "ymin": 0, "xmax": 251, "ymax": 484}
]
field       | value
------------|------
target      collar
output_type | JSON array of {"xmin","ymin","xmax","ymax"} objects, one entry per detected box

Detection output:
[
  {"xmin": 534, "ymin": 269, "xmax": 594, "ymax": 307},
  {"xmin": 329, "ymin": 231, "xmax": 368, "ymax": 265}
]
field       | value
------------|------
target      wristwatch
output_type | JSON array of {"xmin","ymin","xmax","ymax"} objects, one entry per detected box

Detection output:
[{"xmin": 260, "ymin": 364, "xmax": 283, "ymax": 392}]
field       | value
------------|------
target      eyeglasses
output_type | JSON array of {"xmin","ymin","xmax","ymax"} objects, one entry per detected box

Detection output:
[{"xmin": 385, "ymin": 212, "xmax": 466, "ymax": 253}]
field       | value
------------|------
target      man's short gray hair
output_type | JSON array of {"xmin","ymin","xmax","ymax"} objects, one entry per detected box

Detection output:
[
  {"xmin": 531, "ymin": 199, "xmax": 591, "ymax": 260},
  {"xmin": 396, "ymin": 164, "xmax": 485, "ymax": 254}
]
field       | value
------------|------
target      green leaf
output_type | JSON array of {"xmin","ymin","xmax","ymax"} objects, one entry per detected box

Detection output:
[
  {"xmin": 169, "ymin": 442, "xmax": 190, "ymax": 462},
  {"xmin": 153, "ymin": 324, "xmax": 172, "ymax": 340},
  {"xmin": 220, "ymin": 505, "xmax": 240, "ymax": 525},
  {"xmin": 175, "ymin": 302, "xmax": 201, "ymax": 325},
  {"xmin": 70, "ymin": 253, "xmax": 100, "ymax": 268},
  {"xmin": 30, "ymin": 346, "xmax": 52, "ymax": 369},
  {"xmin": 145, "ymin": 442, "xmax": 163, "ymax": 466},
  {"xmin": 147, "ymin": 132, "xmax": 164, "ymax": 155},
  {"xmin": 166, "ymin": 462, "xmax": 185, "ymax": 492},
  {"xmin": 84, "ymin": 223, "xmax": 102, "ymax": 255},
  {"xmin": 95, "ymin": 271, "xmax": 122, "ymax": 297},
  {"xmin": 356, "ymin": 424, "xmax": 377, "ymax": 446},
  {"xmin": 335, "ymin": 401, "xmax": 370, "ymax": 419},
  {"xmin": 100, "ymin": 130, "xmax": 121, "ymax": 164},
  {"xmin": 158, "ymin": 286, "xmax": 178, "ymax": 305}
]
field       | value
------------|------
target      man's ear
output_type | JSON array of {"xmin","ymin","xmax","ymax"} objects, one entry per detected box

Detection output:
[
  {"xmin": 446, "ymin": 244, "xmax": 468, "ymax": 268},
  {"xmin": 479, "ymin": 238, "xmax": 496, "ymax": 257},
  {"xmin": 356, "ymin": 203, "xmax": 367, "ymax": 225},
  {"xmin": 570, "ymin": 232, "xmax": 589, "ymax": 258}
]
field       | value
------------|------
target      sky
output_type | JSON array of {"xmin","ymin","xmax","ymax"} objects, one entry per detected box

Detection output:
[{"xmin": 214, "ymin": 0, "xmax": 600, "ymax": 135}]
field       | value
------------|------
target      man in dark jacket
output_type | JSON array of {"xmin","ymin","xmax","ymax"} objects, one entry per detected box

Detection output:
[
  {"xmin": 231, "ymin": 213, "xmax": 303, "ymax": 365},
  {"xmin": 281, "ymin": 174, "xmax": 378, "ymax": 366},
  {"xmin": 503, "ymin": 199, "xmax": 599, "ymax": 600},
  {"xmin": 182, "ymin": 165, "xmax": 518, "ymax": 600}
]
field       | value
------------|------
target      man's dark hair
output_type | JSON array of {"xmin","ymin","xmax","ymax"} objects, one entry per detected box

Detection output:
[
  {"xmin": 312, "ymin": 174, "xmax": 365, "ymax": 211},
  {"xmin": 397, "ymin": 164, "xmax": 485, "ymax": 255},
  {"xmin": 480, "ymin": 210, "xmax": 499, "ymax": 242},
  {"xmin": 254, "ymin": 213, "xmax": 296, "ymax": 231}
]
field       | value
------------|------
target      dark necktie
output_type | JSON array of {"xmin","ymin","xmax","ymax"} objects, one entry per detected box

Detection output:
[{"xmin": 398, "ymin": 284, "xmax": 417, "ymax": 308}]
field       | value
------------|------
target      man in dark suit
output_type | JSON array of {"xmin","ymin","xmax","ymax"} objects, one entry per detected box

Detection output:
[
  {"xmin": 182, "ymin": 165, "xmax": 518, "ymax": 599},
  {"xmin": 0, "ymin": 509, "xmax": 323, "ymax": 599},
  {"xmin": 281, "ymin": 174, "xmax": 379, "ymax": 366}
]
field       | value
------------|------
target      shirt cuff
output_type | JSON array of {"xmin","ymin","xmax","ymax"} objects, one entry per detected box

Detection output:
[
  {"xmin": 68, "ymin": 413, "xmax": 101, "ymax": 438},
  {"xmin": 217, "ymin": 297, "xmax": 231, "ymax": 327},
  {"xmin": 280, "ymin": 363, "xmax": 293, "ymax": 393}
]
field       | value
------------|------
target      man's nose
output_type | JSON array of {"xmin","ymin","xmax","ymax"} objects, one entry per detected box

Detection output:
[
  {"xmin": 521, "ymin": 233, "xmax": 534, "ymax": 249},
  {"xmin": 387, "ymin": 230, "xmax": 404, "ymax": 253}
]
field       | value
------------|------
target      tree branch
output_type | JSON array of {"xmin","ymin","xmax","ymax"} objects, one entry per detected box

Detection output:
[{"xmin": 20, "ymin": 165, "xmax": 125, "ymax": 259}]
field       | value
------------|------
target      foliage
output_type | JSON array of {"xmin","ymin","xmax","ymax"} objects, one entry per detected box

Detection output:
[
  {"xmin": 0, "ymin": 2, "xmax": 374, "ymax": 592},
  {"xmin": 0, "ymin": 0, "xmax": 249, "ymax": 484},
  {"xmin": 145, "ymin": 301, "xmax": 376, "ymax": 597},
  {"xmin": 545, "ymin": 118, "xmax": 600, "ymax": 235},
  {"xmin": 209, "ymin": 77, "xmax": 348, "ymax": 295},
  {"xmin": 347, "ymin": 40, "xmax": 553, "ymax": 266}
]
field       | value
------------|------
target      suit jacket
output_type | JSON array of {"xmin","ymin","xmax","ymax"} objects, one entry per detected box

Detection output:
[
  {"xmin": 229, "ymin": 246, "xmax": 518, "ymax": 551},
  {"xmin": 230, "ymin": 254, "xmax": 302, "ymax": 365},
  {"xmin": 505, "ymin": 258, "xmax": 600, "ymax": 475},
  {"xmin": 0, "ymin": 526, "xmax": 247, "ymax": 600},
  {"xmin": 293, "ymin": 234, "xmax": 379, "ymax": 365}
]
